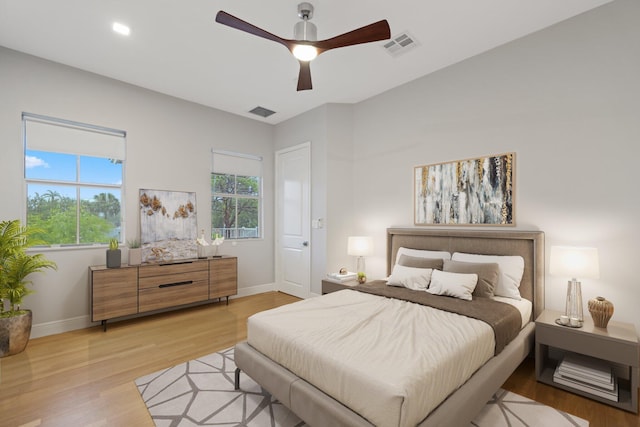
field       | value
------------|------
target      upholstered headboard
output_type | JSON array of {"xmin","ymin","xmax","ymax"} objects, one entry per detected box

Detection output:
[{"xmin": 386, "ymin": 228, "xmax": 545, "ymax": 320}]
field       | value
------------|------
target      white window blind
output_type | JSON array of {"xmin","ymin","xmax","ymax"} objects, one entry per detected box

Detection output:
[
  {"xmin": 212, "ymin": 150, "xmax": 262, "ymax": 176},
  {"xmin": 24, "ymin": 114, "xmax": 125, "ymax": 160}
]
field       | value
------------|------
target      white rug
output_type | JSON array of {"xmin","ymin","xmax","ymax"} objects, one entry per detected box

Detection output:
[{"xmin": 135, "ymin": 347, "xmax": 588, "ymax": 427}]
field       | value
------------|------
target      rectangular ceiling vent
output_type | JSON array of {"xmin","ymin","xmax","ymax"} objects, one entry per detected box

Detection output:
[
  {"xmin": 249, "ymin": 106, "xmax": 276, "ymax": 118},
  {"xmin": 383, "ymin": 31, "xmax": 419, "ymax": 57}
]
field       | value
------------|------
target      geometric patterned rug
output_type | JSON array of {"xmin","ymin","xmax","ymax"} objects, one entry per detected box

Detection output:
[
  {"xmin": 135, "ymin": 347, "xmax": 589, "ymax": 427},
  {"xmin": 471, "ymin": 388, "xmax": 588, "ymax": 427}
]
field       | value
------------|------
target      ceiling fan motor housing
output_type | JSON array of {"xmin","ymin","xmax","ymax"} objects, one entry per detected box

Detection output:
[{"xmin": 295, "ymin": 3, "xmax": 317, "ymax": 41}]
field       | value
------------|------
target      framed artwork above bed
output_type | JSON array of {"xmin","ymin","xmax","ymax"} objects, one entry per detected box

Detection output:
[{"xmin": 414, "ymin": 152, "xmax": 514, "ymax": 226}]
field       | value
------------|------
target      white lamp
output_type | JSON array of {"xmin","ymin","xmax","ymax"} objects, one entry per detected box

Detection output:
[
  {"xmin": 347, "ymin": 236, "xmax": 373, "ymax": 280},
  {"xmin": 549, "ymin": 246, "xmax": 600, "ymax": 323}
]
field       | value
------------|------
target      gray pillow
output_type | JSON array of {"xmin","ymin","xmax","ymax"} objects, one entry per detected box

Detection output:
[
  {"xmin": 398, "ymin": 254, "xmax": 443, "ymax": 270},
  {"xmin": 443, "ymin": 260, "xmax": 499, "ymax": 298}
]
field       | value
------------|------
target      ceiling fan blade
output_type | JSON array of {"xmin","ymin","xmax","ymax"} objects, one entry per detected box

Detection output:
[
  {"xmin": 314, "ymin": 20, "xmax": 390, "ymax": 52},
  {"xmin": 297, "ymin": 61, "xmax": 313, "ymax": 91},
  {"xmin": 216, "ymin": 11, "xmax": 289, "ymax": 48}
]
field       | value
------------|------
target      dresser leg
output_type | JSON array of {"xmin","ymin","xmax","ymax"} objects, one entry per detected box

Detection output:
[
  {"xmin": 235, "ymin": 368, "xmax": 241, "ymax": 390},
  {"xmin": 102, "ymin": 320, "xmax": 108, "ymax": 332}
]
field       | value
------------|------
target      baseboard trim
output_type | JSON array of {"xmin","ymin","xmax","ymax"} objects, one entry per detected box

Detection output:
[
  {"xmin": 30, "ymin": 283, "xmax": 279, "ymax": 338},
  {"xmin": 234, "ymin": 283, "xmax": 276, "ymax": 297},
  {"xmin": 31, "ymin": 315, "xmax": 92, "ymax": 339}
]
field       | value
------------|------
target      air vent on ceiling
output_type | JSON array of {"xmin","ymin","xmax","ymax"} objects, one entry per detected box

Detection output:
[
  {"xmin": 249, "ymin": 106, "xmax": 276, "ymax": 118},
  {"xmin": 383, "ymin": 31, "xmax": 419, "ymax": 57}
]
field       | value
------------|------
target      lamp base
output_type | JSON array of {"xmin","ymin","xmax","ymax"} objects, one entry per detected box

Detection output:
[
  {"xmin": 565, "ymin": 279, "xmax": 583, "ymax": 322},
  {"xmin": 588, "ymin": 296, "xmax": 614, "ymax": 328},
  {"xmin": 356, "ymin": 256, "xmax": 366, "ymax": 276}
]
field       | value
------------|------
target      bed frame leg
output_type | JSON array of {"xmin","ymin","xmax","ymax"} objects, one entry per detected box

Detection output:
[{"xmin": 234, "ymin": 368, "xmax": 241, "ymax": 390}]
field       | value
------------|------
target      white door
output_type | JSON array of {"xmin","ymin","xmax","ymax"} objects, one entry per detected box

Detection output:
[{"xmin": 275, "ymin": 142, "xmax": 311, "ymax": 299}]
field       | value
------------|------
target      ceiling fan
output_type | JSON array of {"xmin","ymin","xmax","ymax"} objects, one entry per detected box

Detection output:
[{"xmin": 215, "ymin": 2, "xmax": 391, "ymax": 91}]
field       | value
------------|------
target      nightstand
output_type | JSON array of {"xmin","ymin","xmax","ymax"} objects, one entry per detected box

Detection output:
[
  {"xmin": 535, "ymin": 309, "xmax": 639, "ymax": 413},
  {"xmin": 321, "ymin": 279, "xmax": 358, "ymax": 294}
]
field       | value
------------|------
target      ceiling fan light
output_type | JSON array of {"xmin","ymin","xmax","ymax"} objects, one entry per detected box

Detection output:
[{"xmin": 292, "ymin": 44, "xmax": 318, "ymax": 61}]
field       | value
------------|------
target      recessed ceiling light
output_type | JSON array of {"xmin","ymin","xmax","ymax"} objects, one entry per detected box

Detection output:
[{"xmin": 112, "ymin": 22, "xmax": 130, "ymax": 36}]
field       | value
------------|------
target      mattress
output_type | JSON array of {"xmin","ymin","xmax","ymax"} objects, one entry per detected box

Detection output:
[{"xmin": 247, "ymin": 290, "xmax": 498, "ymax": 427}]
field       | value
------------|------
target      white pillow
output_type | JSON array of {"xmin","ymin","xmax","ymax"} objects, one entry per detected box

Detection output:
[
  {"xmin": 451, "ymin": 252, "xmax": 524, "ymax": 300},
  {"xmin": 386, "ymin": 264, "xmax": 433, "ymax": 291},
  {"xmin": 395, "ymin": 247, "xmax": 451, "ymax": 264},
  {"xmin": 426, "ymin": 270, "xmax": 478, "ymax": 301}
]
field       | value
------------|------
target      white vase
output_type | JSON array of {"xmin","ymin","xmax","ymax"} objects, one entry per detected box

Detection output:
[{"xmin": 128, "ymin": 248, "xmax": 142, "ymax": 265}]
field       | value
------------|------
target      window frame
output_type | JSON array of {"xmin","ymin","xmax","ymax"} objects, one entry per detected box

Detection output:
[
  {"xmin": 211, "ymin": 150, "xmax": 263, "ymax": 240},
  {"xmin": 22, "ymin": 113, "xmax": 126, "ymax": 248}
]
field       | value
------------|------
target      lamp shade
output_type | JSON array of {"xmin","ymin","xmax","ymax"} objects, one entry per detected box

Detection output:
[
  {"xmin": 347, "ymin": 236, "xmax": 373, "ymax": 257},
  {"xmin": 549, "ymin": 246, "xmax": 600, "ymax": 280}
]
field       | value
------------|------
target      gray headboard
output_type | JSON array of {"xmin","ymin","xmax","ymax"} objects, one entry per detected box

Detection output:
[{"xmin": 387, "ymin": 228, "xmax": 545, "ymax": 320}]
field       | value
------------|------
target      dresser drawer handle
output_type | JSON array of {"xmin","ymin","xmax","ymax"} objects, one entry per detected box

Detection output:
[{"xmin": 159, "ymin": 280, "xmax": 193, "ymax": 288}]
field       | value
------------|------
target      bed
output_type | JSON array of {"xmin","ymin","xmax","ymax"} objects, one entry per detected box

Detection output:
[{"xmin": 234, "ymin": 228, "xmax": 544, "ymax": 427}]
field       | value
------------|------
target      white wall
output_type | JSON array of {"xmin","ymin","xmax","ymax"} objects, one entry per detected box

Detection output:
[
  {"xmin": 273, "ymin": 105, "xmax": 328, "ymax": 295},
  {"xmin": 273, "ymin": 103, "xmax": 357, "ymax": 295},
  {"xmin": 0, "ymin": 47, "xmax": 276, "ymax": 336},
  {"xmin": 347, "ymin": 0, "xmax": 640, "ymax": 330}
]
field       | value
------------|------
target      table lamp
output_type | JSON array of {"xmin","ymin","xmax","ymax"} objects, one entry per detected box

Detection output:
[
  {"xmin": 549, "ymin": 246, "xmax": 599, "ymax": 323},
  {"xmin": 347, "ymin": 236, "xmax": 373, "ymax": 282}
]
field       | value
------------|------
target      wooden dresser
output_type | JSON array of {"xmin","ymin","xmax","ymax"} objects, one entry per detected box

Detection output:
[{"xmin": 90, "ymin": 257, "xmax": 237, "ymax": 330}]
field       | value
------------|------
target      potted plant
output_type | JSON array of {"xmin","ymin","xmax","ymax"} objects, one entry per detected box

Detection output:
[
  {"xmin": 106, "ymin": 238, "xmax": 121, "ymax": 268},
  {"xmin": 127, "ymin": 239, "xmax": 142, "ymax": 266},
  {"xmin": 1, "ymin": 219, "xmax": 57, "ymax": 357},
  {"xmin": 357, "ymin": 272, "xmax": 366, "ymax": 284}
]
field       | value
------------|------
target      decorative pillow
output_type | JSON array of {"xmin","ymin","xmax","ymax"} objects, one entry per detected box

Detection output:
[
  {"xmin": 451, "ymin": 252, "xmax": 524, "ymax": 300},
  {"xmin": 398, "ymin": 254, "xmax": 443, "ymax": 270},
  {"xmin": 426, "ymin": 270, "xmax": 478, "ymax": 301},
  {"xmin": 443, "ymin": 260, "xmax": 499, "ymax": 298},
  {"xmin": 395, "ymin": 247, "xmax": 451, "ymax": 264},
  {"xmin": 386, "ymin": 264, "xmax": 433, "ymax": 291}
]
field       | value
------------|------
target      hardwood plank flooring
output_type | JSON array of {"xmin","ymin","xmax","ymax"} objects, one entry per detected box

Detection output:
[
  {"xmin": 1, "ymin": 292, "xmax": 638, "ymax": 427},
  {"xmin": 0, "ymin": 291, "xmax": 299, "ymax": 427}
]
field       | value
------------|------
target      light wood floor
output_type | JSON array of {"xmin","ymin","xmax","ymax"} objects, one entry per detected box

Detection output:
[{"xmin": 1, "ymin": 292, "xmax": 638, "ymax": 427}]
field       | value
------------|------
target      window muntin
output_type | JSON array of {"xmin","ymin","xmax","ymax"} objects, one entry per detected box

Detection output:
[{"xmin": 23, "ymin": 114, "xmax": 125, "ymax": 246}]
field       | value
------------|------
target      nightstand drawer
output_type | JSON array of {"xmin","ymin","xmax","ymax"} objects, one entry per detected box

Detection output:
[{"xmin": 537, "ymin": 323, "xmax": 638, "ymax": 366}]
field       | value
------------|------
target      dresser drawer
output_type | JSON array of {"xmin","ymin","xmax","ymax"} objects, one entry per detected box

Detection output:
[
  {"xmin": 139, "ymin": 279, "xmax": 209, "ymax": 312},
  {"xmin": 139, "ymin": 260, "xmax": 208, "ymax": 278},
  {"xmin": 139, "ymin": 269, "xmax": 208, "ymax": 290}
]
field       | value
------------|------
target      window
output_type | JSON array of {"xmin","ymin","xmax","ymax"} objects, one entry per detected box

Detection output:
[
  {"xmin": 211, "ymin": 150, "xmax": 262, "ymax": 239},
  {"xmin": 23, "ymin": 113, "xmax": 125, "ymax": 246}
]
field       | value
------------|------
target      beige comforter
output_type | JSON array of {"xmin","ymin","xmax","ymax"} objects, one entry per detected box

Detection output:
[{"xmin": 247, "ymin": 289, "xmax": 498, "ymax": 427}]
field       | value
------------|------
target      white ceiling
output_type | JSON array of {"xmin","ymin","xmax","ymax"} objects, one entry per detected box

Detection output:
[{"xmin": 0, "ymin": 0, "xmax": 612, "ymax": 124}]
